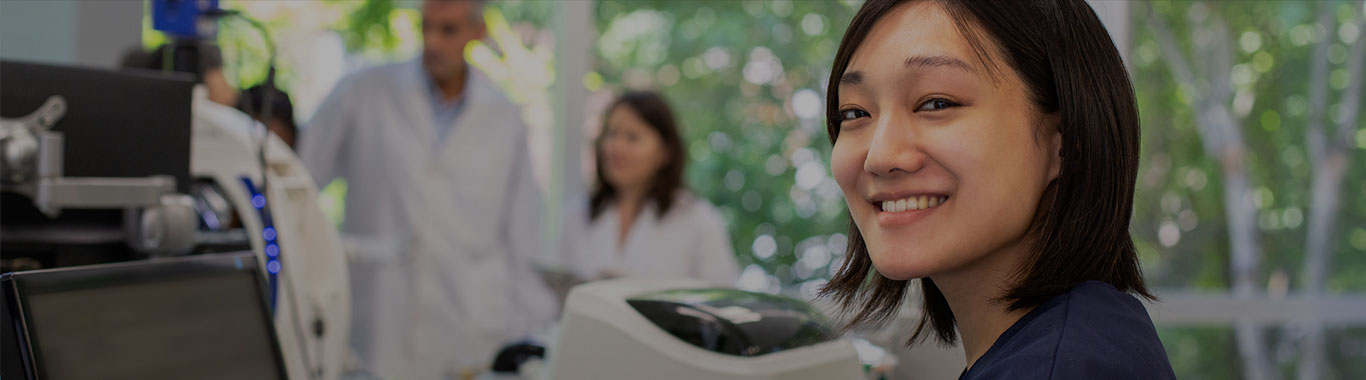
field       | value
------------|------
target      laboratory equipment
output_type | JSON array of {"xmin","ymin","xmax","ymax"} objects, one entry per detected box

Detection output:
[
  {"xmin": 545, "ymin": 278, "xmax": 864, "ymax": 380},
  {"xmin": 0, "ymin": 60, "xmax": 349, "ymax": 380},
  {"xmin": 1, "ymin": 252, "xmax": 287, "ymax": 380}
]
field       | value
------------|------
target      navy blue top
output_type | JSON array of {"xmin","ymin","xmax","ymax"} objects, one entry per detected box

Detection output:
[{"xmin": 959, "ymin": 281, "xmax": 1176, "ymax": 380}]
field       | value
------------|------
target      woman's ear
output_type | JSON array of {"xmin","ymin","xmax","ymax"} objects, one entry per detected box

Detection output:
[{"xmin": 1044, "ymin": 113, "xmax": 1063, "ymax": 182}]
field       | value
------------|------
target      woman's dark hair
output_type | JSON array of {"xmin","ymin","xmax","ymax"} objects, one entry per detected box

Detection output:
[
  {"xmin": 589, "ymin": 91, "xmax": 688, "ymax": 220},
  {"xmin": 820, "ymin": 0, "xmax": 1152, "ymax": 346}
]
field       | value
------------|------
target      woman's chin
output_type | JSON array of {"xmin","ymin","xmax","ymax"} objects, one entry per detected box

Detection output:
[{"xmin": 869, "ymin": 252, "xmax": 938, "ymax": 281}]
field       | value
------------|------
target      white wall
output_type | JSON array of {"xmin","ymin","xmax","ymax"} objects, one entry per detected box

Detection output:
[{"xmin": 0, "ymin": 0, "xmax": 142, "ymax": 68}]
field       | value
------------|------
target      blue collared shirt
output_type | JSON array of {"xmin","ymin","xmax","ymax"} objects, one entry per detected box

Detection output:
[{"xmin": 427, "ymin": 73, "xmax": 467, "ymax": 143}]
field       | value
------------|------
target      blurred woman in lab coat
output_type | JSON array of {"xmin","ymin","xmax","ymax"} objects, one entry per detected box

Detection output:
[{"xmin": 567, "ymin": 91, "xmax": 740, "ymax": 286}]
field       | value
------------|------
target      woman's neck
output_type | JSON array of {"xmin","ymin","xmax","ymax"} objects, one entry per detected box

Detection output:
[
  {"xmin": 613, "ymin": 187, "xmax": 648, "ymax": 250},
  {"xmin": 932, "ymin": 239, "xmax": 1036, "ymax": 371},
  {"xmin": 615, "ymin": 187, "xmax": 648, "ymax": 214}
]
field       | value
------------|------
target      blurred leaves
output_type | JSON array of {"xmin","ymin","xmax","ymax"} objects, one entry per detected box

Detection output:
[
  {"xmin": 333, "ymin": 0, "xmax": 400, "ymax": 53},
  {"xmin": 1134, "ymin": 0, "xmax": 1366, "ymax": 294},
  {"xmin": 1136, "ymin": 1, "xmax": 1366, "ymax": 378}
]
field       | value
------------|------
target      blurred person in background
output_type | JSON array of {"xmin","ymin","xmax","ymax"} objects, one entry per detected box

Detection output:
[
  {"xmin": 297, "ymin": 0, "xmax": 556, "ymax": 378},
  {"xmin": 563, "ymin": 91, "xmax": 740, "ymax": 286},
  {"xmin": 236, "ymin": 84, "xmax": 298, "ymax": 149}
]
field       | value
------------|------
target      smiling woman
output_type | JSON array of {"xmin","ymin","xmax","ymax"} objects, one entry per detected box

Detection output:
[{"xmin": 820, "ymin": 0, "xmax": 1175, "ymax": 378}]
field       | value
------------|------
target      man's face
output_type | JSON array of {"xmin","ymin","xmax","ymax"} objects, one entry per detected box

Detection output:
[{"xmin": 421, "ymin": 0, "xmax": 486, "ymax": 82}]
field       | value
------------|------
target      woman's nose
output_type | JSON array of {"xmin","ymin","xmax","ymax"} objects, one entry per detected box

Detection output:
[{"xmin": 863, "ymin": 112, "xmax": 927, "ymax": 176}]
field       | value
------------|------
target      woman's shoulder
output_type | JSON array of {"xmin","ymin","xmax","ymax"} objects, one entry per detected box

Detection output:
[
  {"xmin": 664, "ymin": 190, "xmax": 724, "ymax": 222},
  {"xmin": 1049, "ymin": 281, "xmax": 1175, "ymax": 379},
  {"xmin": 964, "ymin": 281, "xmax": 1175, "ymax": 379}
]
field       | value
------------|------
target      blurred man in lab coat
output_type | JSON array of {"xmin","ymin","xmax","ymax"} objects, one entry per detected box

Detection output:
[{"xmin": 298, "ymin": 0, "xmax": 556, "ymax": 378}]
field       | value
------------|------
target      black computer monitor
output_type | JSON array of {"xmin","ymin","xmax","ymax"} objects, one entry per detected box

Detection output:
[
  {"xmin": 0, "ymin": 60, "xmax": 194, "ymax": 193},
  {"xmin": 1, "ymin": 252, "xmax": 286, "ymax": 380},
  {"xmin": 1, "ymin": 60, "xmax": 197, "ymax": 269}
]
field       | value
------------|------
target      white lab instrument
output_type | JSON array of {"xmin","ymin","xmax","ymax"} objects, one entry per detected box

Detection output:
[
  {"xmin": 546, "ymin": 278, "xmax": 864, "ymax": 380},
  {"xmin": 193, "ymin": 89, "xmax": 351, "ymax": 380}
]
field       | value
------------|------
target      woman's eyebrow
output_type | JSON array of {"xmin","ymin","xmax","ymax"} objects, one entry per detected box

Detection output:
[
  {"xmin": 841, "ymin": 55, "xmax": 977, "ymax": 88},
  {"xmin": 904, "ymin": 55, "xmax": 975, "ymax": 74},
  {"xmin": 839, "ymin": 70, "xmax": 865, "ymax": 87}
]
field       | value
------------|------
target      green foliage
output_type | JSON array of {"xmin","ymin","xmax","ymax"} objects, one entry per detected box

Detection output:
[
  {"xmin": 1330, "ymin": 327, "xmax": 1366, "ymax": 377},
  {"xmin": 1133, "ymin": 0, "xmax": 1366, "ymax": 293},
  {"xmin": 216, "ymin": 14, "xmax": 277, "ymax": 90},
  {"xmin": 334, "ymin": 0, "xmax": 401, "ymax": 53},
  {"xmin": 1159, "ymin": 327, "xmax": 1240, "ymax": 379},
  {"xmin": 1134, "ymin": 1, "xmax": 1366, "ymax": 378}
]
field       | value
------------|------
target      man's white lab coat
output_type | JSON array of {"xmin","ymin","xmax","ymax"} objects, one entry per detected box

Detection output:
[{"xmin": 299, "ymin": 59, "xmax": 555, "ymax": 379}]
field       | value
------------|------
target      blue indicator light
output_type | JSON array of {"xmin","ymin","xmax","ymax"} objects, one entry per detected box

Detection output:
[
  {"xmin": 262, "ymin": 227, "xmax": 277, "ymax": 241},
  {"xmin": 266, "ymin": 260, "xmax": 282, "ymax": 274},
  {"xmin": 265, "ymin": 243, "xmax": 280, "ymax": 257},
  {"xmin": 252, "ymin": 195, "xmax": 267, "ymax": 209}
]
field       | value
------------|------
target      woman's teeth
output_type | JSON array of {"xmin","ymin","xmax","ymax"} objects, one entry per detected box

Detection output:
[{"xmin": 881, "ymin": 195, "xmax": 947, "ymax": 213}]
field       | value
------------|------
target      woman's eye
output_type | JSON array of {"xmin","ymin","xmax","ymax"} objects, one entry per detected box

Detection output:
[
  {"xmin": 916, "ymin": 98, "xmax": 959, "ymax": 112},
  {"xmin": 840, "ymin": 109, "xmax": 870, "ymax": 121}
]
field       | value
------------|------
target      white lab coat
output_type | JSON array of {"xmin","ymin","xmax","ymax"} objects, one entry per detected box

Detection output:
[
  {"xmin": 298, "ymin": 60, "xmax": 556, "ymax": 379},
  {"xmin": 565, "ymin": 191, "xmax": 740, "ymax": 286}
]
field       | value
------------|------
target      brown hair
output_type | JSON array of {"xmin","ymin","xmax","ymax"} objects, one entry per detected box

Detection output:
[
  {"xmin": 590, "ymin": 91, "xmax": 688, "ymax": 220},
  {"xmin": 820, "ymin": 0, "xmax": 1153, "ymax": 346}
]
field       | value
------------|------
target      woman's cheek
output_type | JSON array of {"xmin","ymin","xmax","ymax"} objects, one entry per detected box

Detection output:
[{"xmin": 830, "ymin": 138, "xmax": 867, "ymax": 207}]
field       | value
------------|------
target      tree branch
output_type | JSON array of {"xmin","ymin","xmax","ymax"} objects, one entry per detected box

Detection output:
[
  {"xmin": 1145, "ymin": 3, "xmax": 1222, "ymax": 155},
  {"xmin": 1297, "ymin": 4, "xmax": 1362, "ymax": 380},
  {"xmin": 1207, "ymin": 14, "xmax": 1234, "ymax": 109},
  {"xmin": 1145, "ymin": 3, "xmax": 1198, "ymax": 90},
  {"xmin": 1148, "ymin": 3, "xmax": 1273, "ymax": 380},
  {"xmin": 1307, "ymin": 3, "xmax": 1334, "ymax": 160}
]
